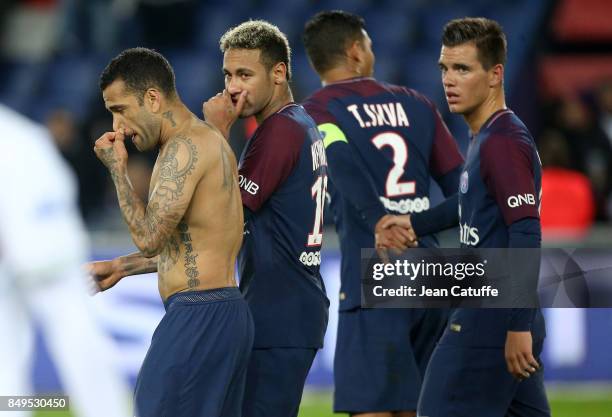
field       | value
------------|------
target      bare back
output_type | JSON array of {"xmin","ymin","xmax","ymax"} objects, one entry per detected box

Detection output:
[{"xmin": 148, "ymin": 117, "xmax": 243, "ymax": 299}]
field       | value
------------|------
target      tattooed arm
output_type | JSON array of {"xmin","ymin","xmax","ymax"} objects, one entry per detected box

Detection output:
[
  {"xmin": 89, "ymin": 252, "xmax": 158, "ymax": 292},
  {"xmin": 117, "ymin": 252, "xmax": 159, "ymax": 275},
  {"xmin": 94, "ymin": 131, "xmax": 203, "ymax": 257}
]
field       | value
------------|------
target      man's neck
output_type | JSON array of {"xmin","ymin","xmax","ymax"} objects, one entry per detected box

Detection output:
[
  {"xmin": 320, "ymin": 67, "xmax": 364, "ymax": 86},
  {"xmin": 159, "ymin": 102, "xmax": 193, "ymax": 146},
  {"xmin": 256, "ymin": 86, "xmax": 294, "ymax": 124},
  {"xmin": 464, "ymin": 90, "xmax": 506, "ymax": 135}
]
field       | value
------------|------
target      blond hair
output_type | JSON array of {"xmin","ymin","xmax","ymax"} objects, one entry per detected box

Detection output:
[{"xmin": 220, "ymin": 20, "xmax": 292, "ymax": 80}]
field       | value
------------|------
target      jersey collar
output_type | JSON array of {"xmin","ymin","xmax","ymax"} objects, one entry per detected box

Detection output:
[
  {"xmin": 469, "ymin": 108, "xmax": 513, "ymax": 140},
  {"xmin": 276, "ymin": 102, "xmax": 298, "ymax": 114},
  {"xmin": 325, "ymin": 76, "xmax": 375, "ymax": 87},
  {"xmin": 483, "ymin": 108, "xmax": 513, "ymax": 130}
]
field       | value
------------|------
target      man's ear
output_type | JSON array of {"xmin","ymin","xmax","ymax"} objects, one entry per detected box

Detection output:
[
  {"xmin": 145, "ymin": 88, "xmax": 162, "ymax": 112},
  {"xmin": 489, "ymin": 63, "xmax": 504, "ymax": 88},
  {"xmin": 346, "ymin": 39, "xmax": 367, "ymax": 75},
  {"xmin": 347, "ymin": 39, "xmax": 363, "ymax": 63},
  {"xmin": 272, "ymin": 62, "xmax": 288, "ymax": 85}
]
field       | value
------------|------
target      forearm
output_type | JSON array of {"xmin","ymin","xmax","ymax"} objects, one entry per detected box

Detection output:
[
  {"xmin": 110, "ymin": 168, "xmax": 164, "ymax": 257},
  {"xmin": 409, "ymin": 166, "xmax": 461, "ymax": 236},
  {"xmin": 117, "ymin": 252, "xmax": 158, "ymax": 276},
  {"xmin": 508, "ymin": 218, "xmax": 541, "ymax": 331},
  {"xmin": 411, "ymin": 194, "xmax": 459, "ymax": 236}
]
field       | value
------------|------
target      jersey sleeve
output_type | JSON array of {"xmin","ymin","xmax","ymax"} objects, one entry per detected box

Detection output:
[
  {"xmin": 303, "ymin": 97, "xmax": 336, "ymax": 126},
  {"xmin": 507, "ymin": 218, "xmax": 541, "ymax": 331},
  {"xmin": 480, "ymin": 135, "xmax": 540, "ymax": 225},
  {"xmin": 411, "ymin": 194, "xmax": 459, "ymax": 236},
  {"xmin": 238, "ymin": 114, "xmax": 303, "ymax": 212},
  {"xmin": 427, "ymin": 101, "xmax": 464, "ymax": 179}
]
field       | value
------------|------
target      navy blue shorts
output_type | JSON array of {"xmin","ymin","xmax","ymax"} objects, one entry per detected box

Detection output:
[
  {"xmin": 134, "ymin": 287, "xmax": 254, "ymax": 417},
  {"xmin": 418, "ymin": 342, "xmax": 550, "ymax": 417},
  {"xmin": 242, "ymin": 347, "xmax": 317, "ymax": 417},
  {"xmin": 334, "ymin": 308, "xmax": 448, "ymax": 413}
]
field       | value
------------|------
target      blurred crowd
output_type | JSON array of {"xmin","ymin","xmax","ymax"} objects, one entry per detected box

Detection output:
[
  {"xmin": 537, "ymin": 80, "xmax": 612, "ymax": 232},
  {"xmin": 1, "ymin": 0, "xmax": 611, "ymax": 233},
  {"xmin": 0, "ymin": 0, "xmax": 209, "ymax": 228}
]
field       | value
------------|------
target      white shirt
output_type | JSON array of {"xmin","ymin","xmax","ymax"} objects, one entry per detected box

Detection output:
[{"xmin": 0, "ymin": 104, "xmax": 89, "ymax": 284}]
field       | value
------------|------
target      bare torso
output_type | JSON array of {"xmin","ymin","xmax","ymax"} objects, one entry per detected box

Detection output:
[{"xmin": 149, "ymin": 118, "xmax": 243, "ymax": 300}]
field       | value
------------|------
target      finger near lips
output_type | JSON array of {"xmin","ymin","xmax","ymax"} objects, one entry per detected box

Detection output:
[
  {"xmin": 234, "ymin": 90, "xmax": 248, "ymax": 107},
  {"xmin": 95, "ymin": 132, "xmax": 116, "ymax": 147}
]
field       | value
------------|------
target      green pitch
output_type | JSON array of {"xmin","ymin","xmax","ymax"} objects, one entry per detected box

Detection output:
[
  {"xmin": 34, "ymin": 387, "xmax": 612, "ymax": 417},
  {"xmin": 296, "ymin": 389, "xmax": 612, "ymax": 417}
]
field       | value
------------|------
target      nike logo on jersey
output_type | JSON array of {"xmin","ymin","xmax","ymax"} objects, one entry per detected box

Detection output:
[{"xmin": 347, "ymin": 102, "xmax": 409, "ymax": 128}]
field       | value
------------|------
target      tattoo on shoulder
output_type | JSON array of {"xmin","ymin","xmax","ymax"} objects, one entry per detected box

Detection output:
[
  {"xmin": 178, "ymin": 221, "xmax": 200, "ymax": 288},
  {"xmin": 156, "ymin": 136, "xmax": 198, "ymax": 201},
  {"xmin": 163, "ymin": 111, "xmax": 177, "ymax": 127},
  {"xmin": 220, "ymin": 142, "xmax": 234, "ymax": 193}
]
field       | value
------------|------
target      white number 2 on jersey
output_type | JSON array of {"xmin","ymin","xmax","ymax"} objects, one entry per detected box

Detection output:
[
  {"xmin": 307, "ymin": 174, "xmax": 328, "ymax": 247},
  {"xmin": 371, "ymin": 132, "xmax": 415, "ymax": 197}
]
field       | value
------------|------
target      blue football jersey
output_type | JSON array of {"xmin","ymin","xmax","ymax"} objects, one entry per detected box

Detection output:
[
  {"xmin": 458, "ymin": 109, "xmax": 542, "ymax": 248},
  {"xmin": 303, "ymin": 77, "xmax": 463, "ymax": 310},
  {"xmin": 445, "ymin": 109, "xmax": 545, "ymax": 347},
  {"xmin": 237, "ymin": 103, "xmax": 329, "ymax": 348}
]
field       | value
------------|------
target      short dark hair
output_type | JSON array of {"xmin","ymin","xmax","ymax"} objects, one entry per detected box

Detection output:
[
  {"xmin": 220, "ymin": 20, "xmax": 292, "ymax": 81},
  {"xmin": 442, "ymin": 17, "xmax": 507, "ymax": 69},
  {"xmin": 303, "ymin": 10, "xmax": 366, "ymax": 74},
  {"xmin": 99, "ymin": 47, "xmax": 177, "ymax": 103}
]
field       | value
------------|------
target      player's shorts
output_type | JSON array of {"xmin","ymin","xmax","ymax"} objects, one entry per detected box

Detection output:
[
  {"xmin": 134, "ymin": 287, "xmax": 254, "ymax": 417},
  {"xmin": 417, "ymin": 341, "xmax": 550, "ymax": 417},
  {"xmin": 242, "ymin": 347, "xmax": 317, "ymax": 417},
  {"xmin": 334, "ymin": 308, "xmax": 448, "ymax": 413}
]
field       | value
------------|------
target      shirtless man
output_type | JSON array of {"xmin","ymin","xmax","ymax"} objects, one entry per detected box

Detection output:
[{"xmin": 89, "ymin": 47, "xmax": 253, "ymax": 417}]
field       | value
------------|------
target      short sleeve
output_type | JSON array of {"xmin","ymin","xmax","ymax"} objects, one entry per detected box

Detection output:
[
  {"xmin": 238, "ymin": 114, "xmax": 304, "ymax": 212},
  {"xmin": 428, "ymin": 103, "xmax": 464, "ymax": 178},
  {"xmin": 481, "ymin": 135, "xmax": 539, "ymax": 225}
]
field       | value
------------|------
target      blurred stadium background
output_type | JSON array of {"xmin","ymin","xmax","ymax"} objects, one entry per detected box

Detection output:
[{"xmin": 2, "ymin": 0, "xmax": 611, "ymax": 415}]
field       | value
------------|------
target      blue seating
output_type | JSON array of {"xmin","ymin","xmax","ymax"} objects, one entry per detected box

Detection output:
[
  {"xmin": 365, "ymin": 10, "xmax": 415, "ymax": 51},
  {"xmin": 0, "ymin": 0, "xmax": 548, "ymax": 136},
  {"xmin": 29, "ymin": 56, "xmax": 97, "ymax": 122},
  {"xmin": 0, "ymin": 61, "xmax": 47, "ymax": 114},
  {"xmin": 292, "ymin": 51, "xmax": 322, "ymax": 100},
  {"xmin": 167, "ymin": 50, "xmax": 222, "ymax": 114},
  {"xmin": 419, "ymin": 5, "xmax": 477, "ymax": 44}
]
